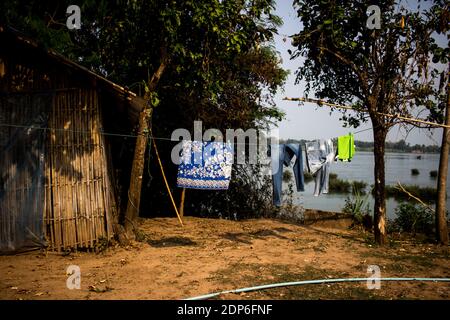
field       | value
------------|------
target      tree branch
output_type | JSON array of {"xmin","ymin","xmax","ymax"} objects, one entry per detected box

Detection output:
[{"xmin": 317, "ymin": 46, "xmax": 370, "ymax": 99}]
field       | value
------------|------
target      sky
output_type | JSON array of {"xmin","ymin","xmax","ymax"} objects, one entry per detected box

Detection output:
[{"xmin": 270, "ymin": 0, "xmax": 444, "ymax": 146}]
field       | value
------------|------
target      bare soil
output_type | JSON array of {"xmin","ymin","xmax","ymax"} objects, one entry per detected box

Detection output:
[{"xmin": 0, "ymin": 216, "xmax": 448, "ymax": 300}]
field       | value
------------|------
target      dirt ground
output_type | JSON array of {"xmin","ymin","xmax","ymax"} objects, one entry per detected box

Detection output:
[{"xmin": 0, "ymin": 216, "xmax": 449, "ymax": 300}]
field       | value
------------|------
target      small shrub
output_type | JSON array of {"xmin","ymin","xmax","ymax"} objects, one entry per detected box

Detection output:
[
  {"xmin": 382, "ymin": 185, "xmax": 437, "ymax": 202},
  {"xmin": 281, "ymin": 180, "xmax": 295, "ymax": 207},
  {"xmin": 134, "ymin": 229, "xmax": 147, "ymax": 242},
  {"xmin": 304, "ymin": 172, "xmax": 367, "ymax": 195},
  {"xmin": 328, "ymin": 174, "xmax": 366, "ymax": 194},
  {"xmin": 429, "ymin": 170, "xmax": 438, "ymax": 179},
  {"xmin": 329, "ymin": 177, "xmax": 351, "ymax": 193},
  {"xmin": 95, "ymin": 236, "xmax": 112, "ymax": 253},
  {"xmin": 329, "ymin": 173, "xmax": 338, "ymax": 180},
  {"xmin": 329, "ymin": 173, "xmax": 350, "ymax": 193},
  {"xmin": 411, "ymin": 168, "xmax": 420, "ymax": 175},
  {"xmin": 282, "ymin": 170, "xmax": 292, "ymax": 183},
  {"xmin": 392, "ymin": 202, "xmax": 434, "ymax": 235},
  {"xmin": 342, "ymin": 189, "xmax": 372, "ymax": 230},
  {"xmin": 303, "ymin": 171, "xmax": 314, "ymax": 183},
  {"xmin": 352, "ymin": 181, "xmax": 368, "ymax": 194}
]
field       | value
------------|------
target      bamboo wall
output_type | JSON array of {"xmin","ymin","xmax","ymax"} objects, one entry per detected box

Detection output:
[
  {"xmin": 44, "ymin": 89, "xmax": 114, "ymax": 251},
  {"xmin": 0, "ymin": 89, "xmax": 115, "ymax": 252},
  {"xmin": 0, "ymin": 33, "xmax": 120, "ymax": 252}
]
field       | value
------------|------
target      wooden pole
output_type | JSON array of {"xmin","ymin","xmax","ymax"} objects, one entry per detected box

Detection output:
[
  {"xmin": 150, "ymin": 132, "xmax": 183, "ymax": 226},
  {"xmin": 435, "ymin": 69, "xmax": 450, "ymax": 246},
  {"xmin": 179, "ymin": 188, "xmax": 186, "ymax": 218}
]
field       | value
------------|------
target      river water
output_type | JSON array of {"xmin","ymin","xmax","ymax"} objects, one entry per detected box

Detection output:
[{"xmin": 292, "ymin": 151, "xmax": 450, "ymax": 219}]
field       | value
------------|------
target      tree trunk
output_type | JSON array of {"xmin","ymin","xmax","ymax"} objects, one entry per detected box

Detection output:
[
  {"xmin": 373, "ymin": 127, "xmax": 388, "ymax": 245},
  {"xmin": 435, "ymin": 81, "xmax": 450, "ymax": 245},
  {"xmin": 124, "ymin": 52, "xmax": 169, "ymax": 234},
  {"xmin": 124, "ymin": 108, "xmax": 152, "ymax": 233}
]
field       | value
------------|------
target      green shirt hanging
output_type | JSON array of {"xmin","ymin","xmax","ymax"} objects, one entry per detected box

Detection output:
[{"xmin": 337, "ymin": 133, "xmax": 355, "ymax": 161}]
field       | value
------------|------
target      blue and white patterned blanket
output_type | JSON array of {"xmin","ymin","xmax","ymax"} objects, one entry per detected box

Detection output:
[{"xmin": 177, "ymin": 140, "xmax": 233, "ymax": 190}]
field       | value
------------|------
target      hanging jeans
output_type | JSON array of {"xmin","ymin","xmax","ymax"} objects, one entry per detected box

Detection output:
[
  {"xmin": 271, "ymin": 144, "xmax": 304, "ymax": 206},
  {"xmin": 305, "ymin": 140, "xmax": 325, "ymax": 175},
  {"xmin": 306, "ymin": 139, "xmax": 334, "ymax": 196},
  {"xmin": 314, "ymin": 159, "xmax": 331, "ymax": 196}
]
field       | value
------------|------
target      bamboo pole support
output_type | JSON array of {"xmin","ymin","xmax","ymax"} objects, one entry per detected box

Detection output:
[
  {"xmin": 150, "ymin": 130, "xmax": 183, "ymax": 226},
  {"xmin": 179, "ymin": 188, "xmax": 186, "ymax": 218}
]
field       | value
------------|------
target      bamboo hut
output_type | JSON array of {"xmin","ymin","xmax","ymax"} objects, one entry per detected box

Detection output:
[{"xmin": 0, "ymin": 26, "xmax": 145, "ymax": 253}]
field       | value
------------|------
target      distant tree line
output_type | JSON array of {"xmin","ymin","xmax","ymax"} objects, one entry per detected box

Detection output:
[
  {"xmin": 280, "ymin": 139, "xmax": 441, "ymax": 154},
  {"xmin": 355, "ymin": 139, "xmax": 441, "ymax": 154}
]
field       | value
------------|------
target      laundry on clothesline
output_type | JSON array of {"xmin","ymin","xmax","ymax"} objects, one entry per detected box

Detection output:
[
  {"xmin": 271, "ymin": 143, "xmax": 305, "ymax": 207},
  {"xmin": 177, "ymin": 140, "xmax": 233, "ymax": 190},
  {"xmin": 270, "ymin": 135, "xmax": 354, "ymax": 205},
  {"xmin": 305, "ymin": 139, "xmax": 334, "ymax": 196},
  {"xmin": 336, "ymin": 133, "xmax": 355, "ymax": 161}
]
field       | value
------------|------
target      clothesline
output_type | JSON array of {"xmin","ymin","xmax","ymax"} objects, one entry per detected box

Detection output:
[
  {"xmin": 0, "ymin": 122, "xmax": 369, "ymax": 145},
  {"xmin": 283, "ymin": 97, "xmax": 450, "ymax": 129}
]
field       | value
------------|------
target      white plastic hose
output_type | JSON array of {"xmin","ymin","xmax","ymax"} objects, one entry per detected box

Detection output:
[{"xmin": 185, "ymin": 277, "xmax": 450, "ymax": 300}]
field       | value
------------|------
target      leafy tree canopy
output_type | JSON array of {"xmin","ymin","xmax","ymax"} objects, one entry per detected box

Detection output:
[
  {"xmin": 291, "ymin": 0, "xmax": 448, "ymax": 128},
  {"xmin": 290, "ymin": 0, "xmax": 449, "ymax": 244},
  {"xmin": 1, "ymin": 0, "xmax": 289, "ymax": 217}
]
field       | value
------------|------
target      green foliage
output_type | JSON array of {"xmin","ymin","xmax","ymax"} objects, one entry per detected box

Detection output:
[
  {"xmin": 95, "ymin": 236, "xmax": 111, "ymax": 253},
  {"xmin": 328, "ymin": 173, "xmax": 367, "ymax": 194},
  {"xmin": 282, "ymin": 170, "xmax": 293, "ymax": 183},
  {"xmin": 291, "ymin": 0, "xmax": 448, "ymax": 241},
  {"xmin": 1, "ymin": 1, "xmax": 286, "ymax": 120},
  {"xmin": 392, "ymin": 203, "xmax": 434, "ymax": 235},
  {"xmin": 303, "ymin": 171, "xmax": 314, "ymax": 183},
  {"xmin": 1, "ymin": 0, "xmax": 288, "ymax": 218},
  {"xmin": 281, "ymin": 180, "xmax": 295, "ymax": 209},
  {"xmin": 329, "ymin": 174, "xmax": 351, "ymax": 193},
  {"xmin": 291, "ymin": 0, "xmax": 447, "ymax": 125},
  {"xmin": 342, "ymin": 189, "xmax": 372, "ymax": 227},
  {"xmin": 352, "ymin": 181, "xmax": 368, "ymax": 194},
  {"xmin": 429, "ymin": 170, "xmax": 438, "ymax": 178},
  {"xmin": 382, "ymin": 185, "xmax": 437, "ymax": 202},
  {"xmin": 193, "ymin": 163, "xmax": 277, "ymax": 219}
]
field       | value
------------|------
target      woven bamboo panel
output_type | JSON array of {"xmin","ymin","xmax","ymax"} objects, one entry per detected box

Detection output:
[
  {"xmin": 1, "ymin": 49, "xmax": 116, "ymax": 253},
  {"xmin": 45, "ymin": 88, "xmax": 113, "ymax": 251}
]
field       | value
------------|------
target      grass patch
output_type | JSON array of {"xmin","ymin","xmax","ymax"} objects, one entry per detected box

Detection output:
[
  {"xmin": 329, "ymin": 174, "xmax": 368, "ymax": 194},
  {"xmin": 209, "ymin": 263, "xmax": 382, "ymax": 300},
  {"xmin": 359, "ymin": 250, "xmax": 441, "ymax": 269},
  {"xmin": 304, "ymin": 172, "xmax": 367, "ymax": 194},
  {"xmin": 352, "ymin": 181, "xmax": 368, "ymax": 194},
  {"xmin": 329, "ymin": 175, "xmax": 352, "ymax": 193},
  {"xmin": 381, "ymin": 185, "xmax": 437, "ymax": 202},
  {"xmin": 393, "ymin": 254, "xmax": 437, "ymax": 268}
]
